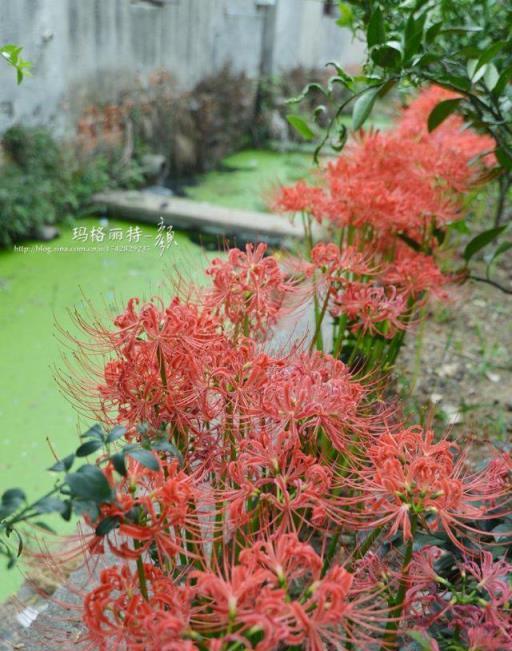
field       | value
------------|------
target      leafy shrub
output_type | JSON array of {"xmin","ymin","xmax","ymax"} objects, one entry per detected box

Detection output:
[{"xmin": 0, "ymin": 126, "xmax": 144, "ymax": 247}]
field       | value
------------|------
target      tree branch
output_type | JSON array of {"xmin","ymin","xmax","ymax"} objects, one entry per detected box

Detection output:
[{"xmin": 469, "ymin": 275, "xmax": 512, "ymax": 295}]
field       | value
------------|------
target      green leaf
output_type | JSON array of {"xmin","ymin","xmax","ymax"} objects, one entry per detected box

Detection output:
[
  {"xmin": 81, "ymin": 424, "xmax": 104, "ymax": 442},
  {"xmin": 467, "ymin": 59, "xmax": 487, "ymax": 83},
  {"xmin": 493, "ymin": 65, "xmax": 512, "ymax": 97},
  {"xmin": 76, "ymin": 439, "xmax": 103, "ymax": 457},
  {"xmin": 403, "ymin": 12, "xmax": 426, "ymax": 61},
  {"xmin": 427, "ymin": 98, "xmax": 462, "ymax": 132},
  {"xmin": 286, "ymin": 82, "xmax": 327, "ymax": 104},
  {"xmin": 405, "ymin": 629, "xmax": 436, "ymax": 650},
  {"xmin": 371, "ymin": 43, "xmax": 402, "ymax": 68},
  {"xmin": 65, "ymin": 465, "xmax": 112, "ymax": 503},
  {"xmin": 367, "ymin": 6, "xmax": 385, "ymax": 48},
  {"xmin": 425, "ymin": 21, "xmax": 443, "ymax": 44},
  {"xmin": 463, "ymin": 225, "xmax": 508, "ymax": 262},
  {"xmin": 448, "ymin": 219, "xmax": 471, "ymax": 235},
  {"xmin": 95, "ymin": 516, "xmax": 121, "ymax": 536},
  {"xmin": 49, "ymin": 453, "xmax": 75, "ymax": 473},
  {"xmin": 73, "ymin": 500, "xmax": 99, "ymax": 521},
  {"xmin": 126, "ymin": 448, "xmax": 160, "ymax": 472},
  {"xmin": 496, "ymin": 148, "xmax": 512, "ymax": 171},
  {"xmin": 110, "ymin": 452, "xmax": 127, "ymax": 477},
  {"xmin": 286, "ymin": 115, "xmax": 315, "ymax": 141},
  {"xmin": 352, "ymin": 85, "xmax": 382, "ymax": 131},
  {"xmin": 151, "ymin": 439, "xmax": 184, "ymax": 466},
  {"xmin": 483, "ymin": 64, "xmax": 499, "ymax": 90},
  {"xmin": 488, "ymin": 241, "xmax": 512, "ymax": 266},
  {"xmin": 2, "ymin": 489, "xmax": 26, "ymax": 509},
  {"xmin": 437, "ymin": 74, "xmax": 471, "ymax": 92},
  {"xmin": 476, "ymin": 42, "xmax": 505, "ymax": 71},
  {"xmin": 397, "ymin": 233, "xmax": 421, "ymax": 252},
  {"xmin": 34, "ymin": 496, "xmax": 68, "ymax": 515},
  {"xmin": 336, "ymin": 2, "xmax": 353, "ymax": 28},
  {"xmin": 106, "ymin": 425, "xmax": 127, "ymax": 444}
]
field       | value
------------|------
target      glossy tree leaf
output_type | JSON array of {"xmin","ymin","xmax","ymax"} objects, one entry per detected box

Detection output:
[
  {"xmin": 371, "ymin": 43, "xmax": 402, "ymax": 68},
  {"xmin": 405, "ymin": 629, "xmax": 437, "ymax": 651},
  {"xmin": 336, "ymin": 2, "xmax": 353, "ymax": 28},
  {"xmin": 95, "ymin": 515, "xmax": 121, "ymax": 536},
  {"xmin": 126, "ymin": 448, "xmax": 160, "ymax": 472},
  {"xmin": 65, "ymin": 465, "xmax": 112, "ymax": 503},
  {"xmin": 286, "ymin": 115, "xmax": 315, "ymax": 141},
  {"xmin": 403, "ymin": 12, "xmax": 426, "ymax": 61},
  {"xmin": 476, "ymin": 41, "xmax": 505, "ymax": 71},
  {"xmin": 367, "ymin": 6, "xmax": 385, "ymax": 48},
  {"xmin": 2, "ymin": 489, "xmax": 26, "ymax": 508},
  {"xmin": 81, "ymin": 424, "xmax": 104, "ymax": 442},
  {"xmin": 493, "ymin": 65, "xmax": 512, "ymax": 97},
  {"xmin": 352, "ymin": 84, "xmax": 383, "ymax": 131},
  {"xmin": 110, "ymin": 452, "xmax": 127, "ymax": 477},
  {"xmin": 106, "ymin": 425, "xmax": 127, "ymax": 444},
  {"xmin": 34, "ymin": 496, "xmax": 68, "ymax": 515},
  {"xmin": 76, "ymin": 439, "xmax": 103, "ymax": 457},
  {"xmin": 467, "ymin": 58, "xmax": 487, "ymax": 83},
  {"xmin": 488, "ymin": 241, "xmax": 512, "ymax": 266},
  {"xmin": 483, "ymin": 63, "xmax": 499, "ymax": 90},
  {"xmin": 428, "ymin": 98, "xmax": 462, "ymax": 132},
  {"xmin": 49, "ymin": 453, "xmax": 75, "ymax": 473},
  {"xmin": 463, "ymin": 225, "xmax": 508, "ymax": 262},
  {"xmin": 496, "ymin": 148, "xmax": 512, "ymax": 171}
]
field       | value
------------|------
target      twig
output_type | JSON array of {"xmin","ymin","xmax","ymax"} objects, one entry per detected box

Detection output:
[{"xmin": 469, "ymin": 275, "xmax": 512, "ymax": 295}]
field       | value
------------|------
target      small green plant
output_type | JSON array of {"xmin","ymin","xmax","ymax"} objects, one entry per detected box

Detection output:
[{"xmin": 0, "ymin": 44, "xmax": 31, "ymax": 84}]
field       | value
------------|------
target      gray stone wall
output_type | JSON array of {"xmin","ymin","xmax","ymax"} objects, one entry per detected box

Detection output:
[{"xmin": 0, "ymin": 0, "xmax": 362, "ymax": 135}]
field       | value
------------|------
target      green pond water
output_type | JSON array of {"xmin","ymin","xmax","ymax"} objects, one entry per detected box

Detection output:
[{"xmin": 0, "ymin": 148, "xmax": 312, "ymax": 599}]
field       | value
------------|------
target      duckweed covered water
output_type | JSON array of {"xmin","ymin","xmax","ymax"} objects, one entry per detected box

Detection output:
[
  {"xmin": 0, "ymin": 218, "xmax": 213, "ymax": 598},
  {"xmin": 186, "ymin": 149, "xmax": 316, "ymax": 210}
]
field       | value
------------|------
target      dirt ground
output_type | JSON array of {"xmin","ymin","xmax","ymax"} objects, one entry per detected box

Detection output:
[{"xmin": 397, "ymin": 252, "xmax": 512, "ymax": 461}]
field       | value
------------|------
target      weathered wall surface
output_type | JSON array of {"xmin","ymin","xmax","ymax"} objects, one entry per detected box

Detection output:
[{"xmin": 0, "ymin": 0, "xmax": 362, "ymax": 135}]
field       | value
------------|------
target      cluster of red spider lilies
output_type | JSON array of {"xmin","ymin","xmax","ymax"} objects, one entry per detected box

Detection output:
[{"xmin": 13, "ymin": 87, "xmax": 512, "ymax": 650}]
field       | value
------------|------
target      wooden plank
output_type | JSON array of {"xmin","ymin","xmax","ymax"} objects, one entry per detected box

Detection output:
[{"xmin": 92, "ymin": 190, "xmax": 304, "ymax": 242}]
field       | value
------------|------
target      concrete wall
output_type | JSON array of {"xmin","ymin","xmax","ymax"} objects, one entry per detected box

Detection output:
[{"xmin": 0, "ymin": 0, "xmax": 362, "ymax": 135}]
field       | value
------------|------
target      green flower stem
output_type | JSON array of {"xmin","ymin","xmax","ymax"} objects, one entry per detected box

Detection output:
[
  {"xmin": 136, "ymin": 553, "xmax": 149, "ymax": 600},
  {"xmin": 381, "ymin": 518, "xmax": 417, "ymax": 650}
]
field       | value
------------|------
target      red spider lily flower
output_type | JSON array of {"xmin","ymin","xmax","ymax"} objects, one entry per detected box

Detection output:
[
  {"xmin": 190, "ymin": 563, "xmax": 287, "ymax": 648},
  {"xmin": 272, "ymin": 180, "xmax": 327, "ymax": 223},
  {"xmin": 239, "ymin": 533, "xmax": 323, "ymax": 586},
  {"xmin": 449, "ymin": 600, "xmax": 512, "ymax": 650},
  {"xmin": 382, "ymin": 248, "xmax": 451, "ymax": 300},
  {"xmin": 397, "ymin": 85, "xmax": 496, "ymax": 188},
  {"xmin": 338, "ymin": 427, "xmax": 510, "ymax": 548},
  {"xmin": 333, "ymin": 281, "xmax": 409, "ymax": 338},
  {"xmin": 324, "ymin": 131, "xmax": 461, "ymax": 237},
  {"xmin": 222, "ymin": 439, "xmax": 334, "ymax": 534},
  {"xmin": 310, "ymin": 242, "xmax": 373, "ymax": 275},
  {"xmin": 466, "ymin": 626, "xmax": 512, "ymax": 651},
  {"xmin": 205, "ymin": 243, "xmax": 295, "ymax": 338},
  {"xmin": 83, "ymin": 563, "xmax": 194, "ymax": 651},
  {"xmin": 191, "ymin": 533, "xmax": 386, "ymax": 650},
  {"xmin": 89, "ymin": 459, "xmax": 205, "ymax": 564},
  {"xmin": 462, "ymin": 551, "xmax": 512, "ymax": 605},
  {"xmin": 258, "ymin": 351, "xmax": 368, "ymax": 452}
]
